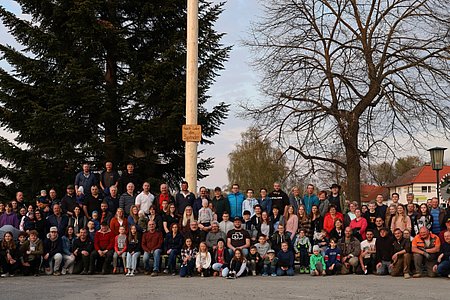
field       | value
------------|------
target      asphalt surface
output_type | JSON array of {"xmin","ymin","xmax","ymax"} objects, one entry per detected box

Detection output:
[{"xmin": 1, "ymin": 274, "xmax": 449, "ymax": 300}]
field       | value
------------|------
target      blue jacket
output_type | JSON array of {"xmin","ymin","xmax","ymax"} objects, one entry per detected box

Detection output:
[
  {"xmin": 303, "ymin": 194, "xmax": 319, "ymax": 215},
  {"xmin": 277, "ymin": 249, "xmax": 294, "ymax": 268},
  {"xmin": 258, "ymin": 197, "xmax": 272, "ymax": 214},
  {"xmin": 228, "ymin": 192, "xmax": 245, "ymax": 218},
  {"xmin": 62, "ymin": 236, "xmax": 75, "ymax": 256},
  {"xmin": 46, "ymin": 214, "xmax": 69, "ymax": 236}
]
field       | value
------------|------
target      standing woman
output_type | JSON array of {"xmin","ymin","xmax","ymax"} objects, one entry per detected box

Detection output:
[
  {"xmin": 0, "ymin": 232, "xmax": 20, "ymax": 277},
  {"xmin": 110, "ymin": 208, "xmax": 129, "ymax": 236},
  {"xmin": 127, "ymin": 205, "xmax": 143, "ymax": 233},
  {"xmin": 283, "ymin": 205, "xmax": 298, "ymax": 239},
  {"xmin": 34, "ymin": 210, "xmax": 46, "ymax": 241},
  {"xmin": 256, "ymin": 211, "xmax": 274, "ymax": 238},
  {"xmin": 390, "ymin": 205, "xmax": 411, "ymax": 233},
  {"xmin": 163, "ymin": 223, "xmax": 184, "ymax": 275},
  {"xmin": 148, "ymin": 205, "xmax": 164, "ymax": 233},
  {"xmin": 413, "ymin": 203, "xmax": 433, "ymax": 235},
  {"xmin": 344, "ymin": 201, "xmax": 358, "ymax": 227},
  {"xmin": 297, "ymin": 205, "xmax": 311, "ymax": 240},
  {"xmin": 180, "ymin": 206, "xmax": 195, "ymax": 234},
  {"xmin": 385, "ymin": 204, "xmax": 397, "ymax": 230},
  {"xmin": 163, "ymin": 204, "xmax": 180, "ymax": 234},
  {"xmin": 68, "ymin": 206, "xmax": 88, "ymax": 236},
  {"xmin": 309, "ymin": 205, "xmax": 323, "ymax": 242},
  {"xmin": 349, "ymin": 208, "xmax": 368, "ymax": 241},
  {"xmin": 125, "ymin": 225, "xmax": 141, "ymax": 276}
]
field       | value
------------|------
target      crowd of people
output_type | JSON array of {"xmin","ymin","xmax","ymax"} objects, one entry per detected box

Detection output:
[{"xmin": 0, "ymin": 162, "xmax": 449, "ymax": 280}]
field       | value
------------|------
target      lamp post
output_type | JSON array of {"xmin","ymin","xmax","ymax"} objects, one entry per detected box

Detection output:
[{"xmin": 428, "ymin": 147, "xmax": 447, "ymax": 203}]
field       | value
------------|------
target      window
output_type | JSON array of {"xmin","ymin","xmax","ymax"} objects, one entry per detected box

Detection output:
[{"xmin": 421, "ymin": 186, "xmax": 431, "ymax": 193}]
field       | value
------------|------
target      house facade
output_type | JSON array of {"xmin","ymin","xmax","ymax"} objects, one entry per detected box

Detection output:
[{"xmin": 387, "ymin": 165, "xmax": 450, "ymax": 205}]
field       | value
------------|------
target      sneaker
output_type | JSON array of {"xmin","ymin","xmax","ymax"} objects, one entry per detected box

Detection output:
[
  {"xmin": 305, "ymin": 267, "xmax": 310, "ymax": 274},
  {"xmin": 144, "ymin": 271, "xmax": 150, "ymax": 275},
  {"xmin": 262, "ymin": 273, "xmax": 268, "ymax": 277},
  {"xmin": 129, "ymin": 271, "xmax": 135, "ymax": 277},
  {"xmin": 172, "ymin": 272, "xmax": 176, "ymax": 276},
  {"xmin": 271, "ymin": 273, "xmax": 277, "ymax": 277},
  {"xmin": 404, "ymin": 273, "xmax": 411, "ymax": 279},
  {"xmin": 364, "ymin": 268, "xmax": 368, "ymax": 275},
  {"xmin": 61, "ymin": 268, "xmax": 67, "ymax": 275},
  {"xmin": 80, "ymin": 271, "xmax": 87, "ymax": 275},
  {"xmin": 53, "ymin": 271, "xmax": 61, "ymax": 276},
  {"xmin": 1, "ymin": 273, "xmax": 9, "ymax": 277},
  {"xmin": 163, "ymin": 268, "xmax": 169, "ymax": 274},
  {"xmin": 299, "ymin": 267, "xmax": 304, "ymax": 274},
  {"xmin": 252, "ymin": 270, "xmax": 257, "ymax": 276},
  {"xmin": 150, "ymin": 272, "xmax": 158, "ymax": 277},
  {"xmin": 413, "ymin": 273, "xmax": 422, "ymax": 278},
  {"xmin": 201, "ymin": 272, "xmax": 204, "ymax": 277}
]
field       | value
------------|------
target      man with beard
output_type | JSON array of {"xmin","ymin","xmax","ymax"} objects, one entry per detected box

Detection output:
[{"xmin": 269, "ymin": 182, "xmax": 289, "ymax": 214}]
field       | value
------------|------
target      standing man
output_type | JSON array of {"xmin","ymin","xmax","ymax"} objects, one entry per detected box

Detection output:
[
  {"xmin": 269, "ymin": 182, "xmax": 289, "ymax": 214},
  {"xmin": 15, "ymin": 191, "xmax": 27, "ymax": 211},
  {"xmin": 211, "ymin": 187, "xmax": 230, "ymax": 222},
  {"xmin": 135, "ymin": 182, "xmax": 155, "ymax": 214},
  {"xmin": 303, "ymin": 184, "xmax": 319, "ymax": 215},
  {"xmin": 228, "ymin": 183, "xmax": 245, "ymax": 218},
  {"xmin": 119, "ymin": 182, "xmax": 136, "ymax": 217},
  {"xmin": 75, "ymin": 163, "xmax": 98, "ymax": 196},
  {"xmin": 46, "ymin": 204, "xmax": 69, "ymax": 236},
  {"xmin": 193, "ymin": 186, "xmax": 209, "ymax": 219},
  {"xmin": 119, "ymin": 162, "xmax": 141, "ymax": 194},
  {"xmin": 406, "ymin": 193, "xmax": 415, "ymax": 205},
  {"xmin": 318, "ymin": 190, "xmax": 330, "ymax": 217},
  {"xmin": 105, "ymin": 185, "xmax": 119, "ymax": 215},
  {"xmin": 155, "ymin": 183, "xmax": 174, "ymax": 211},
  {"xmin": 430, "ymin": 197, "xmax": 446, "ymax": 234},
  {"xmin": 375, "ymin": 194, "xmax": 388, "ymax": 222},
  {"xmin": 174, "ymin": 181, "xmax": 196, "ymax": 216},
  {"xmin": 83, "ymin": 185, "xmax": 104, "ymax": 219},
  {"xmin": 289, "ymin": 186, "xmax": 303, "ymax": 213},
  {"xmin": 99, "ymin": 161, "xmax": 120, "ymax": 196},
  {"xmin": 61, "ymin": 185, "xmax": 78, "ymax": 217},
  {"xmin": 328, "ymin": 183, "xmax": 344, "ymax": 213}
]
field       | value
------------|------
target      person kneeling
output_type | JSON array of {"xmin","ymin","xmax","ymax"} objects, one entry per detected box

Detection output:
[
  {"xmin": 310, "ymin": 245, "xmax": 326, "ymax": 276},
  {"xmin": 276, "ymin": 242, "xmax": 294, "ymax": 276}
]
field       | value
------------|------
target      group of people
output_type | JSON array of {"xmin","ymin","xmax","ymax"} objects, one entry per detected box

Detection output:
[{"xmin": 0, "ymin": 162, "xmax": 449, "ymax": 280}]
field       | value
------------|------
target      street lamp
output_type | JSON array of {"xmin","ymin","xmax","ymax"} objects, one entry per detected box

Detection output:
[{"xmin": 428, "ymin": 146, "xmax": 447, "ymax": 203}]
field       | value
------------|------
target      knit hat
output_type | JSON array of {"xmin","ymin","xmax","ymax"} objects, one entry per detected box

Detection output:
[{"xmin": 312, "ymin": 245, "xmax": 320, "ymax": 252}]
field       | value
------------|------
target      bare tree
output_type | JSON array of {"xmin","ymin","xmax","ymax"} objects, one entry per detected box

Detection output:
[{"xmin": 245, "ymin": 0, "xmax": 450, "ymax": 205}]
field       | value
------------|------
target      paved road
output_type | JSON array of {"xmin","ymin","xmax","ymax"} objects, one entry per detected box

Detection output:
[{"xmin": 1, "ymin": 274, "xmax": 448, "ymax": 300}]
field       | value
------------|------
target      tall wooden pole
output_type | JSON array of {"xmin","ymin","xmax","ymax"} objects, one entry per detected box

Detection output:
[{"xmin": 185, "ymin": 0, "xmax": 199, "ymax": 195}]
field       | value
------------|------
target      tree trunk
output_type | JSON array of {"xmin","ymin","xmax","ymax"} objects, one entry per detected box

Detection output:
[{"xmin": 343, "ymin": 117, "xmax": 362, "ymax": 207}]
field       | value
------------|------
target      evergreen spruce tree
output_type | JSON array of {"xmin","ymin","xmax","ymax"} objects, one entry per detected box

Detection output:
[{"xmin": 0, "ymin": 0, "xmax": 230, "ymax": 200}]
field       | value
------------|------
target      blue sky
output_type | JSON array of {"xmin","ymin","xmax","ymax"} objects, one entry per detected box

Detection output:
[{"xmin": 0, "ymin": 0, "xmax": 260, "ymax": 189}]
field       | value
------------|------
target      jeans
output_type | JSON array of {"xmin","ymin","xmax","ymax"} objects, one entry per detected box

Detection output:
[
  {"xmin": 212, "ymin": 263, "xmax": 229, "ymax": 277},
  {"xmin": 437, "ymin": 260, "xmax": 450, "ymax": 277},
  {"xmin": 62, "ymin": 254, "xmax": 76, "ymax": 274},
  {"xmin": 180, "ymin": 260, "xmax": 195, "ymax": 277},
  {"xmin": 143, "ymin": 249, "xmax": 162, "ymax": 272},
  {"xmin": 126, "ymin": 252, "xmax": 141, "ymax": 271},
  {"xmin": 227, "ymin": 248, "xmax": 249, "ymax": 257},
  {"xmin": 263, "ymin": 264, "xmax": 276, "ymax": 275},
  {"xmin": 44, "ymin": 253, "xmax": 63, "ymax": 274},
  {"xmin": 113, "ymin": 252, "xmax": 127, "ymax": 268},
  {"xmin": 166, "ymin": 249, "xmax": 180, "ymax": 272},
  {"xmin": 276, "ymin": 267, "xmax": 294, "ymax": 276},
  {"xmin": 376, "ymin": 260, "xmax": 392, "ymax": 275}
]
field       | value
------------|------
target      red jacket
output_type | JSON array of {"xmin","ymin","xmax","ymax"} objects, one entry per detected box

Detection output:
[
  {"xmin": 142, "ymin": 230, "xmax": 163, "ymax": 252},
  {"xmin": 323, "ymin": 212, "xmax": 344, "ymax": 236},
  {"xmin": 110, "ymin": 217, "xmax": 128, "ymax": 236},
  {"xmin": 94, "ymin": 229, "xmax": 115, "ymax": 251}
]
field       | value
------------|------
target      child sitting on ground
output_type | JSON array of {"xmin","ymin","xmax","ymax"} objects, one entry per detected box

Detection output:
[
  {"xmin": 262, "ymin": 249, "xmax": 278, "ymax": 277},
  {"xmin": 310, "ymin": 245, "xmax": 326, "ymax": 276}
]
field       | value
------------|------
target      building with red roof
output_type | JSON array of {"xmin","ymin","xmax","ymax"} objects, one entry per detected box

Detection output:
[
  {"xmin": 387, "ymin": 165, "xmax": 450, "ymax": 204},
  {"xmin": 360, "ymin": 184, "xmax": 389, "ymax": 203}
]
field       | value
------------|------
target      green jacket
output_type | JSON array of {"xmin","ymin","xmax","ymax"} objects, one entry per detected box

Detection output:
[{"xmin": 310, "ymin": 253, "xmax": 325, "ymax": 270}]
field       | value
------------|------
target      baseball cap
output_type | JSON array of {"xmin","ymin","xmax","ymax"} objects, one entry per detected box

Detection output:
[
  {"xmin": 49, "ymin": 226, "xmax": 58, "ymax": 232},
  {"xmin": 233, "ymin": 216, "xmax": 242, "ymax": 222}
]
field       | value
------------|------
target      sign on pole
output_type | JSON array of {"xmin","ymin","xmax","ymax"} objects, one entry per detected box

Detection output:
[{"xmin": 182, "ymin": 124, "xmax": 202, "ymax": 142}]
